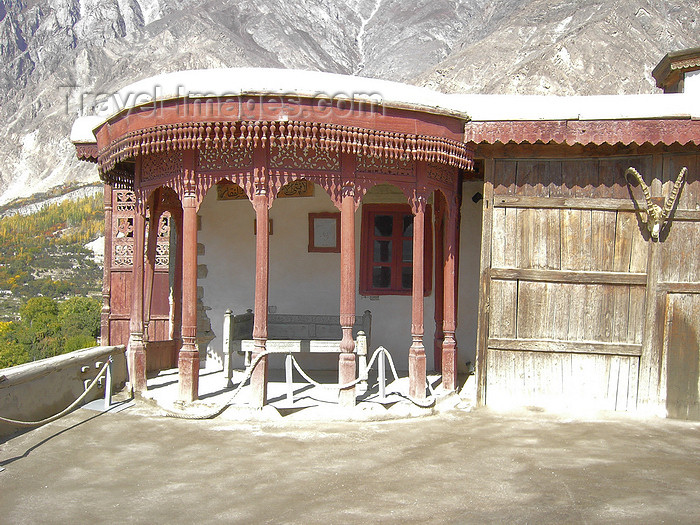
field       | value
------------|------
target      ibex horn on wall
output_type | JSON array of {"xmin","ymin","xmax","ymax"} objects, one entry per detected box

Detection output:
[{"xmin": 626, "ymin": 166, "xmax": 687, "ymax": 240}]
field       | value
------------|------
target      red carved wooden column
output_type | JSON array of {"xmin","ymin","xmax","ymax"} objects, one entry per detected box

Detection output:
[
  {"xmin": 433, "ymin": 194, "xmax": 445, "ymax": 373},
  {"xmin": 127, "ymin": 184, "xmax": 147, "ymax": 393},
  {"xmin": 250, "ymin": 148, "xmax": 270, "ymax": 408},
  {"xmin": 178, "ymin": 150, "xmax": 199, "ymax": 402},
  {"xmin": 338, "ymin": 170, "xmax": 357, "ymax": 407},
  {"xmin": 409, "ymin": 194, "xmax": 427, "ymax": 400},
  {"xmin": 441, "ymin": 200, "xmax": 459, "ymax": 391},
  {"xmin": 170, "ymin": 208, "xmax": 184, "ymax": 346},
  {"xmin": 101, "ymin": 184, "xmax": 113, "ymax": 345},
  {"xmin": 143, "ymin": 190, "xmax": 161, "ymax": 345}
]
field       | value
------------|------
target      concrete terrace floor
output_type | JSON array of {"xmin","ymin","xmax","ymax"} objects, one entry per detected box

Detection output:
[{"xmin": 2, "ymin": 398, "xmax": 700, "ymax": 524}]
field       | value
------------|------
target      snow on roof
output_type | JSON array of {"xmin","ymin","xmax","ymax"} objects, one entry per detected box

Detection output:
[
  {"xmin": 70, "ymin": 68, "xmax": 700, "ymax": 145},
  {"xmin": 70, "ymin": 68, "xmax": 472, "ymax": 144},
  {"xmin": 451, "ymin": 93, "xmax": 700, "ymax": 121}
]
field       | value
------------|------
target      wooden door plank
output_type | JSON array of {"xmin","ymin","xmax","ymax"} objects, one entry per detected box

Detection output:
[{"xmin": 476, "ymin": 160, "xmax": 495, "ymax": 406}]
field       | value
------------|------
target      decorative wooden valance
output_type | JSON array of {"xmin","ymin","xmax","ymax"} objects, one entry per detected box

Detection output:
[{"xmin": 97, "ymin": 120, "xmax": 474, "ymax": 176}]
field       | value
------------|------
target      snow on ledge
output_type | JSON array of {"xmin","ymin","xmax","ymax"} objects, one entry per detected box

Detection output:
[{"xmin": 70, "ymin": 116, "xmax": 104, "ymax": 143}]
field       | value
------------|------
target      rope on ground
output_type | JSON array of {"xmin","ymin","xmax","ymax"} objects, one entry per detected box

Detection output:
[
  {"xmin": 289, "ymin": 345, "xmax": 399, "ymax": 389},
  {"xmin": 158, "ymin": 349, "xmax": 282, "ymax": 420},
  {"xmin": 0, "ymin": 358, "xmax": 111, "ymax": 427},
  {"xmin": 157, "ymin": 346, "xmax": 437, "ymax": 420},
  {"xmin": 292, "ymin": 347, "xmax": 436, "ymax": 407}
]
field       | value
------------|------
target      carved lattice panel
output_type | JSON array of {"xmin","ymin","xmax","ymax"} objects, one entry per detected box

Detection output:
[
  {"xmin": 270, "ymin": 146, "xmax": 340, "ymax": 171},
  {"xmin": 155, "ymin": 213, "xmax": 171, "ymax": 269},
  {"xmin": 427, "ymin": 162, "xmax": 457, "ymax": 186},
  {"xmin": 113, "ymin": 244, "xmax": 134, "ymax": 267},
  {"xmin": 198, "ymin": 144, "xmax": 253, "ymax": 171},
  {"xmin": 357, "ymin": 154, "xmax": 415, "ymax": 177},
  {"xmin": 113, "ymin": 190, "xmax": 136, "ymax": 267},
  {"xmin": 142, "ymin": 151, "xmax": 183, "ymax": 181},
  {"xmin": 115, "ymin": 190, "xmax": 136, "ymax": 212}
]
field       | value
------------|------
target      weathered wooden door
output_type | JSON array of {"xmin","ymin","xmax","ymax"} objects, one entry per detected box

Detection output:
[
  {"xmin": 476, "ymin": 153, "xmax": 699, "ymax": 416},
  {"xmin": 655, "ymin": 154, "xmax": 700, "ymax": 419}
]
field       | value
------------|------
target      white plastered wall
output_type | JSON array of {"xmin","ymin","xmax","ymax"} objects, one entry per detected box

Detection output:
[
  {"xmin": 197, "ymin": 179, "xmax": 482, "ymax": 375},
  {"xmin": 684, "ymin": 70, "xmax": 700, "ymax": 95},
  {"xmin": 456, "ymin": 180, "xmax": 485, "ymax": 370}
]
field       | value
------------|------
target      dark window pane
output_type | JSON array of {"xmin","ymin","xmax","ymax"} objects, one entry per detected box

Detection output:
[
  {"xmin": 402, "ymin": 240, "xmax": 412, "ymax": 262},
  {"xmin": 402, "ymin": 215, "xmax": 413, "ymax": 237},
  {"xmin": 373, "ymin": 240, "xmax": 392, "ymax": 262},
  {"xmin": 401, "ymin": 266, "xmax": 412, "ymax": 289},
  {"xmin": 374, "ymin": 215, "xmax": 393, "ymax": 237},
  {"xmin": 372, "ymin": 266, "xmax": 391, "ymax": 288}
]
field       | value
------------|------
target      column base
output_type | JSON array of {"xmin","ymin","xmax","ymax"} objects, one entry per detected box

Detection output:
[
  {"xmin": 408, "ymin": 344, "xmax": 427, "ymax": 400},
  {"xmin": 178, "ymin": 348, "xmax": 199, "ymax": 403},
  {"xmin": 250, "ymin": 351, "xmax": 268, "ymax": 409},
  {"xmin": 127, "ymin": 335, "xmax": 147, "ymax": 394},
  {"xmin": 338, "ymin": 352, "xmax": 357, "ymax": 407},
  {"xmin": 441, "ymin": 338, "xmax": 458, "ymax": 392}
]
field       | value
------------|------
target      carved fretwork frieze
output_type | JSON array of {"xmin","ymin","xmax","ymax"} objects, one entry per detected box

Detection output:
[
  {"xmin": 142, "ymin": 151, "xmax": 183, "ymax": 182},
  {"xmin": 198, "ymin": 143, "xmax": 253, "ymax": 172},
  {"xmin": 427, "ymin": 162, "xmax": 458, "ymax": 188},
  {"xmin": 270, "ymin": 145, "xmax": 340, "ymax": 171},
  {"xmin": 75, "ymin": 143, "xmax": 98, "ymax": 162},
  {"xmin": 102, "ymin": 167, "xmax": 134, "ymax": 189},
  {"xmin": 356, "ymin": 154, "xmax": 415, "ymax": 177},
  {"xmin": 97, "ymin": 120, "xmax": 474, "ymax": 176}
]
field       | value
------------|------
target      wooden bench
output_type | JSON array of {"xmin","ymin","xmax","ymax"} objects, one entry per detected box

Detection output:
[{"xmin": 222, "ymin": 310, "xmax": 372, "ymax": 400}]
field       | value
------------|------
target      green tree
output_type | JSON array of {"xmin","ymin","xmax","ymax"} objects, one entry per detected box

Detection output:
[
  {"xmin": 59, "ymin": 296, "xmax": 101, "ymax": 339},
  {"xmin": 18, "ymin": 297, "xmax": 62, "ymax": 360},
  {"xmin": 0, "ymin": 322, "xmax": 29, "ymax": 369}
]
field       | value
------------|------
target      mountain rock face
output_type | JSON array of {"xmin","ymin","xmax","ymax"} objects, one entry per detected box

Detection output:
[{"xmin": 0, "ymin": 0, "xmax": 697, "ymax": 204}]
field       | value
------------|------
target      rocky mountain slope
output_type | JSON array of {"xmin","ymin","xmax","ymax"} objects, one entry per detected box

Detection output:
[{"xmin": 0, "ymin": 0, "xmax": 697, "ymax": 204}]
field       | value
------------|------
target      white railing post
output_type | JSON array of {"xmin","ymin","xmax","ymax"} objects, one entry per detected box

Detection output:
[
  {"xmin": 356, "ymin": 331, "xmax": 368, "ymax": 393},
  {"xmin": 223, "ymin": 309, "xmax": 233, "ymax": 388},
  {"xmin": 285, "ymin": 353, "xmax": 294, "ymax": 406},
  {"xmin": 103, "ymin": 355, "xmax": 113, "ymax": 411},
  {"xmin": 378, "ymin": 346, "xmax": 386, "ymax": 402}
]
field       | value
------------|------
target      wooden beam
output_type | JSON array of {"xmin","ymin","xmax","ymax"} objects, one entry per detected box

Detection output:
[
  {"xmin": 494, "ymin": 196, "xmax": 637, "ymax": 211},
  {"xmin": 670, "ymin": 210, "xmax": 700, "ymax": 222},
  {"xmin": 658, "ymin": 282, "xmax": 700, "ymax": 294},
  {"xmin": 490, "ymin": 267, "xmax": 647, "ymax": 285},
  {"xmin": 488, "ymin": 338, "xmax": 643, "ymax": 357}
]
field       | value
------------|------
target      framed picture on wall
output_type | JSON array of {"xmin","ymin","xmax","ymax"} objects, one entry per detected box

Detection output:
[{"xmin": 308, "ymin": 212, "xmax": 341, "ymax": 252}]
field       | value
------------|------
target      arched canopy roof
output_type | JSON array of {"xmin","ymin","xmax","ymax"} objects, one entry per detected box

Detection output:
[{"xmin": 71, "ymin": 68, "xmax": 474, "ymax": 186}]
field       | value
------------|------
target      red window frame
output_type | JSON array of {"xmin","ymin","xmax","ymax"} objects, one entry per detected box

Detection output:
[{"xmin": 359, "ymin": 203, "xmax": 432, "ymax": 296}]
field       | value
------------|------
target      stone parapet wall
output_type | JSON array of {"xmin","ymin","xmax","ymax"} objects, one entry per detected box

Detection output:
[{"xmin": 0, "ymin": 345, "xmax": 127, "ymax": 437}]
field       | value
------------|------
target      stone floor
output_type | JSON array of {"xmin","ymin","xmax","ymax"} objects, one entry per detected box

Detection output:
[{"xmin": 2, "ymin": 395, "xmax": 700, "ymax": 523}]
